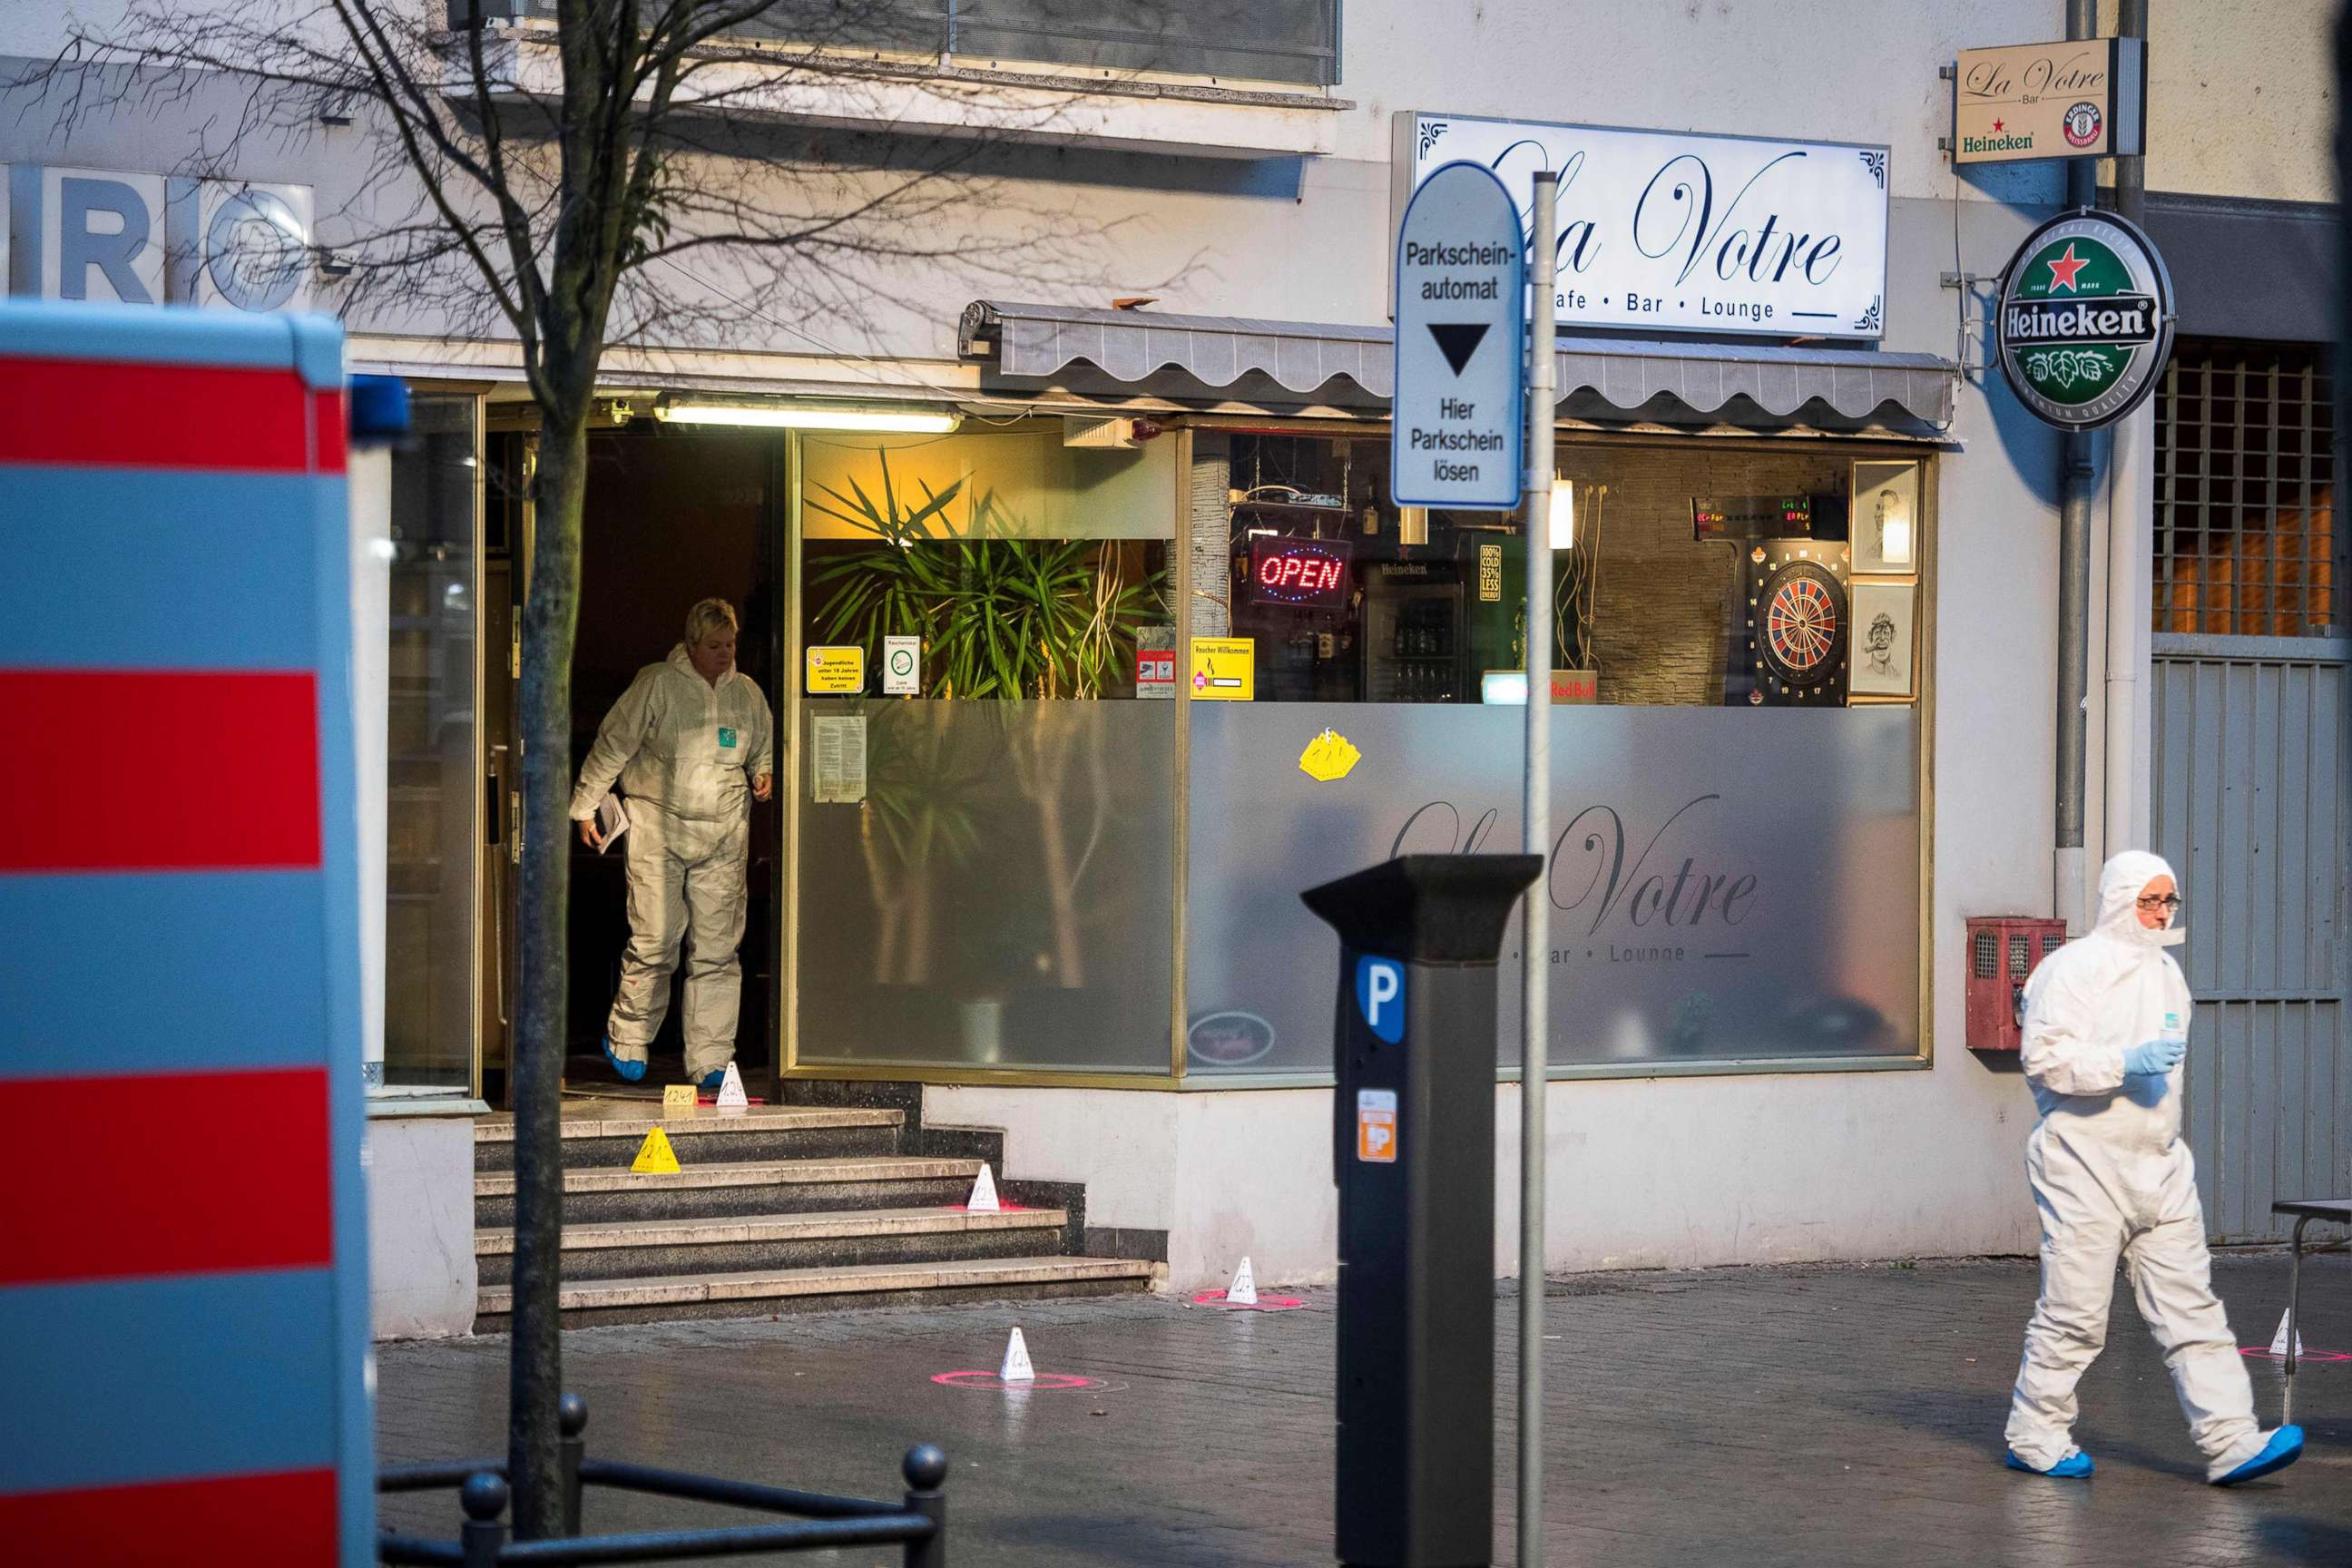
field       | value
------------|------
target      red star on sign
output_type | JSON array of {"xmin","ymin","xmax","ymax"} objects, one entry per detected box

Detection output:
[
  {"xmin": 2044, "ymin": 242, "xmax": 2089, "ymax": 292},
  {"xmin": 1993, "ymin": 118, "xmax": 2004, "ymax": 132}
]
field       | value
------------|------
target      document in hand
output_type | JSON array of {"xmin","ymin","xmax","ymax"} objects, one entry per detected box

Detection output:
[{"xmin": 596, "ymin": 792, "xmax": 630, "ymax": 854}]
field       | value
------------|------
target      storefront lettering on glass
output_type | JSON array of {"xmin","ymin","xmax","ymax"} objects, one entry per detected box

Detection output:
[
  {"xmin": 1187, "ymin": 704, "xmax": 1920, "ymax": 1072},
  {"xmin": 1395, "ymin": 113, "xmax": 1889, "ymax": 338},
  {"xmin": 1390, "ymin": 795, "xmax": 1758, "ymax": 942}
]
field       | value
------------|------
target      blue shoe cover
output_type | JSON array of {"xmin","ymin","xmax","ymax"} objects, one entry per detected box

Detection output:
[
  {"xmin": 603, "ymin": 1037, "xmax": 646, "ymax": 1083},
  {"xmin": 699, "ymin": 1068, "xmax": 727, "ymax": 1093},
  {"xmin": 2212, "ymin": 1426, "xmax": 2303, "ymax": 1486},
  {"xmin": 2005, "ymin": 1448, "xmax": 2093, "ymax": 1478}
]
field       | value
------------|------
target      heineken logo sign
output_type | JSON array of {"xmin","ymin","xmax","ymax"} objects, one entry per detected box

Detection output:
[{"xmin": 1995, "ymin": 210, "xmax": 2173, "ymax": 430}]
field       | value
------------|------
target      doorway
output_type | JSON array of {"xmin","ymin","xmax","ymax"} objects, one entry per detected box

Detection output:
[{"xmin": 482, "ymin": 418, "xmax": 787, "ymax": 1104}]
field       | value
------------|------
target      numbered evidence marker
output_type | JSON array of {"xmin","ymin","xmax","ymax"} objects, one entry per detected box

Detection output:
[
  {"xmin": 883, "ymin": 633, "xmax": 920, "ymax": 695},
  {"xmin": 662, "ymin": 1083, "xmax": 698, "ymax": 1120},
  {"xmin": 1391, "ymin": 161, "xmax": 1525, "ymax": 513},
  {"xmin": 999, "ymin": 1327, "xmax": 1037, "ymax": 1384},
  {"xmin": 632, "ymin": 1125, "xmax": 682, "ymax": 1174},
  {"xmin": 716, "ymin": 1060, "xmax": 750, "ymax": 1113}
]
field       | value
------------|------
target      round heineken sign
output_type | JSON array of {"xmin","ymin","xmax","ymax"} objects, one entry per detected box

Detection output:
[{"xmin": 1995, "ymin": 210, "xmax": 2174, "ymax": 431}]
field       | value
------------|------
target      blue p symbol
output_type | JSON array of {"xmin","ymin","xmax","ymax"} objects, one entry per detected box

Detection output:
[{"xmin": 1356, "ymin": 956, "xmax": 1404, "ymax": 1044}]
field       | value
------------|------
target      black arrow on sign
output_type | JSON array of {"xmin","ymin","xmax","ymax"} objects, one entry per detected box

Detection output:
[{"xmin": 1427, "ymin": 321, "xmax": 1491, "ymax": 376}]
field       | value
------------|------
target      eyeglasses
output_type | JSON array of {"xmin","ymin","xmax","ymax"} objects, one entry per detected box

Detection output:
[{"xmin": 2136, "ymin": 894, "xmax": 2183, "ymax": 912}]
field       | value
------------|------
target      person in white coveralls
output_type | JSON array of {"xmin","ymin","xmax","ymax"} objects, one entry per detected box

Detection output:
[
  {"xmin": 2004, "ymin": 849, "xmax": 2302, "ymax": 1485},
  {"xmin": 571, "ymin": 598, "xmax": 773, "ymax": 1092}
]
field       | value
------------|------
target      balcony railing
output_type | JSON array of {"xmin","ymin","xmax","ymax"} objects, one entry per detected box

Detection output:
[{"xmin": 466, "ymin": 1, "xmax": 1341, "ymax": 89}]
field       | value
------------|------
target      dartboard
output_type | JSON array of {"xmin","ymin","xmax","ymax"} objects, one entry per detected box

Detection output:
[{"xmin": 1757, "ymin": 561, "xmax": 1847, "ymax": 688}]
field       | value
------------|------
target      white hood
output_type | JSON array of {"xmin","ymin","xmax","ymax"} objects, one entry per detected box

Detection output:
[{"xmin": 2090, "ymin": 848, "xmax": 2186, "ymax": 955}]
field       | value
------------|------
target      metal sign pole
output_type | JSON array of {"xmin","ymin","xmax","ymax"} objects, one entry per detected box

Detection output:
[{"xmin": 1517, "ymin": 166, "xmax": 1558, "ymax": 1568}]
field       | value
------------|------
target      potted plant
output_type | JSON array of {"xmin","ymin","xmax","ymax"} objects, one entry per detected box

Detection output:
[{"xmin": 807, "ymin": 451, "xmax": 1168, "ymax": 1060}]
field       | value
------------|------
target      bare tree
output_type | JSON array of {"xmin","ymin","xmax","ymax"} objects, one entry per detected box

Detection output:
[{"xmin": 29, "ymin": 0, "xmax": 1136, "ymax": 1536}]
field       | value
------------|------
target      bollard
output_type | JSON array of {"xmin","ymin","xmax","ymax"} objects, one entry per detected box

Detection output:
[
  {"xmin": 558, "ymin": 1393, "xmax": 589, "ymax": 1537},
  {"xmin": 1304, "ymin": 854, "xmax": 1542, "ymax": 1568},
  {"xmin": 901, "ymin": 1443, "xmax": 948, "ymax": 1568},
  {"xmin": 459, "ymin": 1471, "xmax": 509, "ymax": 1568}
]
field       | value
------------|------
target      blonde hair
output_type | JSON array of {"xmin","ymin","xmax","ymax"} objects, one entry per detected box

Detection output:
[{"xmin": 684, "ymin": 598, "xmax": 739, "ymax": 645}]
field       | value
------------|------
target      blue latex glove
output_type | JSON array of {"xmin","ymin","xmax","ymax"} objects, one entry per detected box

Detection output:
[{"xmin": 2123, "ymin": 1037, "xmax": 2187, "ymax": 1076}]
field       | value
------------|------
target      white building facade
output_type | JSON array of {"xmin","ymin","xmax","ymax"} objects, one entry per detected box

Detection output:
[{"xmin": 3, "ymin": 1, "xmax": 2338, "ymax": 1300}]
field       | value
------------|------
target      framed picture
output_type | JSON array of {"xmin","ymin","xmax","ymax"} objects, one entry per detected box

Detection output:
[
  {"xmin": 1848, "ymin": 580, "xmax": 1917, "ymax": 700},
  {"xmin": 1850, "ymin": 460, "xmax": 1920, "ymax": 573}
]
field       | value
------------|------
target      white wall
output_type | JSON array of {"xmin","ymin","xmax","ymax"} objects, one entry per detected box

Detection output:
[
  {"xmin": 365, "ymin": 1112, "xmax": 478, "ymax": 1339},
  {"xmin": 5, "ymin": 0, "xmax": 2070, "ymax": 368},
  {"xmin": 936, "ymin": 1066, "xmax": 2042, "ymax": 1295},
  {"xmin": 2119, "ymin": 0, "xmax": 2337, "ymax": 201}
]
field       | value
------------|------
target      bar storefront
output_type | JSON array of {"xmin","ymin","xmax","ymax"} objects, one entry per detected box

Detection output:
[
  {"xmin": 785, "ymin": 307, "xmax": 1952, "ymax": 1089},
  {"xmin": 368, "ymin": 113, "xmax": 1959, "ymax": 1123}
]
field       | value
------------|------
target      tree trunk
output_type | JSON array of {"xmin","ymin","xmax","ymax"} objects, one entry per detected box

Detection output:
[{"xmin": 507, "ymin": 412, "xmax": 588, "ymax": 1538}]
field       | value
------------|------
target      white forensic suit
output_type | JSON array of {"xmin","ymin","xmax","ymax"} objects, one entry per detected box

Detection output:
[
  {"xmin": 570, "ymin": 643, "xmax": 773, "ymax": 1080},
  {"xmin": 2004, "ymin": 850, "xmax": 2268, "ymax": 1480}
]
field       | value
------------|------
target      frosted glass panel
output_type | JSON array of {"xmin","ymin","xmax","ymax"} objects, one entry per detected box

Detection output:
[
  {"xmin": 796, "ymin": 699, "xmax": 1174, "ymax": 1072},
  {"xmin": 1184, "ymin": 702, "xmax": 1920, "ymax": 1074}
]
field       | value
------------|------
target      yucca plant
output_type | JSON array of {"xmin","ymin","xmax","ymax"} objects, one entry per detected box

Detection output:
[
  {"xmin": 805, "ymin": 448, "xmax": 1170, "ymax": 992},
  {"xmin": 807, "ymin": 450, "xmax": 1167, "ymax": 698}
]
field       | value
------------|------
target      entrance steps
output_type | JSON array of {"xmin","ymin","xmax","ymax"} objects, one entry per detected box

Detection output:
[{"xmin": 472, "ymin": 1095, "xmax": 1156, "ymax": 1329}]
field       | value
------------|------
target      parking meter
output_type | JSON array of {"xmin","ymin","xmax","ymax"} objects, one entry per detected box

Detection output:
[{"xmin": 1303, "ymin": 853, "xmax": 1544, "ymax": 1568}]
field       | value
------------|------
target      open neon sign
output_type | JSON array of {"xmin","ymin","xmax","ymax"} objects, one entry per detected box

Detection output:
[{"xmin": 1248, "ymin": 537, "xmax": 1354, "ymax": 607}]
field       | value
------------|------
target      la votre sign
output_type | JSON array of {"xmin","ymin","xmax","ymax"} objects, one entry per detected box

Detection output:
[{"xmin": 1392, "ymin": 113, "xmax": 1890, "ymax": 340}]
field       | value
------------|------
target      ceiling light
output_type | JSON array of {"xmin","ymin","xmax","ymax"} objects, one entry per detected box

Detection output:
[{"xmin": 654, "ymin": 399, "xmax": 960, "ymax": 434}]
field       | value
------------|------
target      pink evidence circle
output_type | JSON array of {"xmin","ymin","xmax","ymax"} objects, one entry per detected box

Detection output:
[
  {"xmin": 929, "ymin": 1370, "xmax": 1100, "ymax": 1391},
  {"xmin": 2239, "ymin": 1347, "xmax": 2352, "ymax": 1364},
  {"xmin": 1190, "ymin": 1290, "xmax": 1307, "ymax": 1311}
]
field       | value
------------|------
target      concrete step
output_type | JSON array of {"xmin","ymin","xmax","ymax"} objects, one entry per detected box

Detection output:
[
  {"xmin": 475, "ymin": 1253, "xmax": 1159, "ymax": 1329},
  {"xmin": 475, "ymin": 1156, "xmax": 985, "ymax": 1227},
  {"xmin": 474, "ymin": 1104, "xmax": 902, "ymax": 1172},
  {"xmin": 474, "ymin": 1204, "xmax": 1072, "ymax": 1285}
]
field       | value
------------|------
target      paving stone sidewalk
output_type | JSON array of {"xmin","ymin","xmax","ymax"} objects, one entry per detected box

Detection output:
[{"xmin": 378, "ymin": 1253, "xmax": 2352, "ymax": 1566}]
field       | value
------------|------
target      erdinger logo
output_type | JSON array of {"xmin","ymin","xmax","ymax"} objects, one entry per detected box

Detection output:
[
  {"xmin": 1996, "ymin": 211, "xmax": 2173, "ymax": 431},
  {"xmin": 2063, "ymin": 101, "xmax": 2104, "ymax": 148},
  {"xmin": 205, "ymin": 189, "xmax": 309, "ymax": 312}
]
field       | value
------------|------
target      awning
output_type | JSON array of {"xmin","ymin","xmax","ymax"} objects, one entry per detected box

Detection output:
[{"xmin": 958, "ymin": 300, "xmax": 1955, "ymax": 428}]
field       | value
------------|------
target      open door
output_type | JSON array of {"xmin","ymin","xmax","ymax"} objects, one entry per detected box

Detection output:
[{"xmin": 485, "ymin": 417, "xmax": 785, "ymax": 1104}]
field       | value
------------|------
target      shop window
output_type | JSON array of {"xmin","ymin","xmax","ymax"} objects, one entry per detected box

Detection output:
[
  {"xmin": 1217, "ymin": 434, "xmax": 1922, "ymax": 710},
  {"xmin": 1184, "ymin": 431, "xmax": 1928, "ymax": 1078},
  {"xmin": 793, "ymin": 421, "xmax": 1178, "ymax": 1075},
  {"xmin": 2155, "ymin": 338, "xmax": 2341, "ymax": 638},
  {"xmin": 484, "ymin": 0, "xmax": 1347, "ymax": 89},
  {"xmin": 383, "ymin": 395, "xmax": 481, "ymax": 1089}
]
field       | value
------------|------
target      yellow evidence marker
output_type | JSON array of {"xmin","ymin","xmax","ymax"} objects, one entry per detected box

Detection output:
[
  {"xmin": 632, "ymin": 1125, "xmax": 682, "ymax": 1174},
  {"xmin": 662, "ymin": 1083, "xmax": 698, "ymax": 1120}
]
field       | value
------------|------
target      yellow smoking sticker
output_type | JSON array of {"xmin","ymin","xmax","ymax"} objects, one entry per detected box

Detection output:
[
  {"xmin": 1298, "ymin": 728, "xmax": 1362, "ymax": 782},
  {"xmin": 1189, "ymin": 637, "xmax": 1255, "ymax": 701}
]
